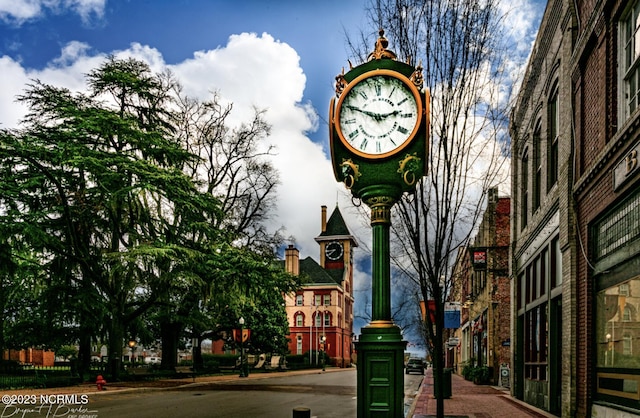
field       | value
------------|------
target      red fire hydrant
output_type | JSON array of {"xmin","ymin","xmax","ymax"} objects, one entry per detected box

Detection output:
[{"xmin": 96, "ymin": 375, "xmax": 107, "ymax": 391}]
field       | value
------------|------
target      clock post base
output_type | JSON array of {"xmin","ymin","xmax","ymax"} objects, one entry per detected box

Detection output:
[{"xmin": 356, "ymin": 323, "xmax": 407, "ymax": 418}]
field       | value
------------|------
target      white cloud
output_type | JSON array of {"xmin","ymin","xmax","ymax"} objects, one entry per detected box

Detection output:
[
  {"xmin": 0, "ymin": 33, "xmax": 365, "ymax": 264},
  {"xmin": 0, "ymin": 0, "xmax": 105, "ymax": 25}
]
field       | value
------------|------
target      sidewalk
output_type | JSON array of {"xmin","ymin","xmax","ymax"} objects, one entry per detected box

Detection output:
[{"xmin": 409, "ymin": 367, "xmax": 556, "ymax": 418}]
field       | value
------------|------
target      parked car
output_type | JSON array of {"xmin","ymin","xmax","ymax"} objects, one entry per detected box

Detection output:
[
  {"xmin": 144, "ymin": 356, "xmax": 161, "ymax": 365},
  {"xmin": 405, "ymin": 358, "xmax": 425, "ymax": 375}
]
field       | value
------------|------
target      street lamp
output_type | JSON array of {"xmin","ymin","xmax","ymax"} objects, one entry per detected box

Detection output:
[
  {"xmin": 320, "ymin": 336, "xmax": 326, "ymax": 371},
  {"xmin": 128, "ymin": 339, "xmax": 136, "ymax": 365},
  {"xmin": 239, "ymin": 317, "xmax": 246, "ymax": 378}
]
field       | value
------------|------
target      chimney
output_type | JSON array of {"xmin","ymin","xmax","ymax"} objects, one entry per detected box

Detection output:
[
  {"xmin": 285, "ymin": 244, "xmax": 300, "ymax": 276},
  {"xmin": 321, "ymin": 205, "xmax": 327, "ymax": 232},
  {"xmin": 488, "ymin": 187, "xmax": 498, "ymax": 206}
]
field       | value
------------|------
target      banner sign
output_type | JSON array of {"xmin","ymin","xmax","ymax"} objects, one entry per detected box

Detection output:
[
  {"xmin": 233, "ymin": 329, "xmax": 251, "ymax": 344},
  {"xmin": 444, "ymin": 302, "xmax": 461, "ymax": 329}
]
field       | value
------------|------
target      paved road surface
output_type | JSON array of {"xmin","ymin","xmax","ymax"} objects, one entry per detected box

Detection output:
[{"xmin": 1, "ymin": 369, "xmax": 424, "ymax": 418}]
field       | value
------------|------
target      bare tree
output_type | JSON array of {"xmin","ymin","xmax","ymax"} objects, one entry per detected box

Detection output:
[
  {"xmin": 174, "ymin": 91, "xmax": 282, "ymax": 255},
  {"xmin": 347, "ymin": 0, "xmax": 515, "ymax": 416}
]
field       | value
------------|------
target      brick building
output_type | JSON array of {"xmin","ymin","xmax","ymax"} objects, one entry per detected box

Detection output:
[
  {"xmin": 510, "ymin": 0, "xmax": 640, "ymax": 415},
  {"xmin": 283, "ymin": 205, "xmax": 357, "ymax": 367},
  {"xmin": 510, "ymin": 0, "xmax": 573, "ymax": 414},
  {"xmin": 450, "ymin": 188, "xmax": 510, "ymax": 386},
  {"xmin": 3, "ymin": 348, "xmax": 55, "ymax": 366}
]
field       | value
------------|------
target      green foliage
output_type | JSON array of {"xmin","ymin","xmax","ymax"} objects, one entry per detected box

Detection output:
[
  {"xmin": 56, "ymin": 345, "xmax": 79, "ymax": 361},
  {"xmin": 0, "ymin": 56, "xmax": 295, "ymax": 379},
  {"xmin": 471, "ymin": 365, "xmax": 491, "ymax": 384},
  {"xmin": 461, "ymin": 361, "xmax": 475, "ymax": 380}
]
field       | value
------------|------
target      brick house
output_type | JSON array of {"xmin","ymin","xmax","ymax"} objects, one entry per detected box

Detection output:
[
  {"xmin": 450, "ymin": 188, "xmax": 510, "ymax": 386},
  {"xmin": 283, "ymin": 205, "xmax": 357, "ymax": 367},
  {"xmin": 510, "ymin": 0, "xmax": 640, "ymax": 415}
]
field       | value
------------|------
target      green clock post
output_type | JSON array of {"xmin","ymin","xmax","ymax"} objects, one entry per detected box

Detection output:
[{"xmin": 329, "ymin": 30, "xmax": 429, "ymax": 417}]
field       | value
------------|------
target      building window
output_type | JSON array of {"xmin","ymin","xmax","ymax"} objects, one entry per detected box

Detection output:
[
  {"xmin": 324, "ymin": 312, "xmax": 331, "ymax": 327},
  {"xmin": 315, "ymin": 312, "xmax": 322, "ymax": 327},
  {"xmin": 533, "ymin": 122, "xmax": 542, "ymax": 211},
  {"xmin": 297, "ymin": 336, "xmax": 303, "ymax": 355},
  {"xmin": 551, "ymin": 237, "xmax": 561, "ymax": 289},
  {"xmin": 323, "ymin": 294, "xmax": 330, "ymax": 306},
  {"xmin": 524, "ymin": 303, "xmax": 548, "ymax": 381},
  {"xmin": 621, "ymin": 0, "xmax": 640, "ymax": 122},
  {"xmin": 296, "ymin": 295, "xmax": 303, "ymax": 306},
  {"xmin": 472, "ymin": 270, "xmax": 486, "ymax": 296},
  {"xmin": 547, "ymin": 85, "xmax": 559, "ymax": 189},
  {"xmin": 521, "ymin": 148, "xmax": 529, "ymax": 230},
  {"xmin": 517, "ymin": 236, "xmax": 559, "ymax": 384},
  {"xmin": 295, "ymin": 313, "xmax": 304, "ymax": 327},
  {"xmin": 314, "ymin": 294, "xmax": 322, "ymax": 307},
  {"xmin": 623, "ymin": 334, "xmax": 633, "ymax": 356},
  {"xmin": 620, "ymin": 283, "xmax": 630, "ymax": 296},
  {"xmin": 623, "ymin": 305, "xmax": 632, "ymax": 322},
  {"xmin": 596, "ymin": 276, "xmax": 640, "ymax": 405},
  {"xmin": 593, "ymin": 190, "xmax": 640, "ymax": 260}
]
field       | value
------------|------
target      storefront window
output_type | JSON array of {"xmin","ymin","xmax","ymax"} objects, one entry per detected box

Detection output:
[
  {"xmin": 596, "ymin": 276, "xmax": 640, "ymax": 406},
  {"xmin": 596, "ymin": 278, "xmax": 640, "ymax": 369}
]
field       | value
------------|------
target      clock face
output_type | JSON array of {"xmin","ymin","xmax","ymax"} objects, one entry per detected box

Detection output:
[
  {"xmin": 325, "ymin": 241, "xmax": 344, "ymax": 261},
  {"xmin": 336, "ymin": 70, "xmax": 421, "ymax": 159}
]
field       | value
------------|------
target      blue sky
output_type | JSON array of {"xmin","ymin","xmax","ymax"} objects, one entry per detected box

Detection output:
[
  {"xmin": 0, "ymin": 0, "xmax": 368, "ymax": 145},
  {"xmin": 0, "ymin": 0, "xmax": 544, "ymax": 344}
]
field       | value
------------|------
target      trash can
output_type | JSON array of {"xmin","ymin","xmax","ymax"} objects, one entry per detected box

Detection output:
[{"xmin": 434, "ymin": 368, "xmax": 452, "ymax": 399}]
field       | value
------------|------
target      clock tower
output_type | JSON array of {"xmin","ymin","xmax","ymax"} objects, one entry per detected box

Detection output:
[{"xmin": 316, "ymin": 205, "xmax": 357, "ymax": 276}]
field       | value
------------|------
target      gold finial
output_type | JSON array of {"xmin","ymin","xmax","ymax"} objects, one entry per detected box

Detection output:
[
  {"xmin": 335, "ymin": 68, "xmax": 346, "ymax": 97},
  {"xmin": 368, "ymin": 29, "xmax": 397, "ymax": 61}
]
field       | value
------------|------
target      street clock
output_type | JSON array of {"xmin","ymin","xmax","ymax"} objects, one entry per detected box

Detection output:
[
  {"xmin": 335, "ymin": 70, "xmax": 423, "ymax": 159},
  {"xmin": 329, "ymin": 30, "xmax": 429, "ymax": 201}
]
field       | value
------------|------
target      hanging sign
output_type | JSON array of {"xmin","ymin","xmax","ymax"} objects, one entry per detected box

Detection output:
[
  {"xmin": 444, "ymin": 302, "xmax": 461, "ymax": 329},
  {"xmin": 233, "ymin": 329, "xmax": 251, "ymax": 344}
]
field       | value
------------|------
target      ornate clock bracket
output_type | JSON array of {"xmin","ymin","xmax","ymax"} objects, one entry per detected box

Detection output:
[
  {"xmin": 340, "ymin": 159, "xmax": 361, "ymax": 189},
  {"xmin": 397, "ymin": 153, "xmax": 422, "ymax": 187},
  {"xmin": 410, "ymin": 61, "xmax": 424, "ymax": 91}
]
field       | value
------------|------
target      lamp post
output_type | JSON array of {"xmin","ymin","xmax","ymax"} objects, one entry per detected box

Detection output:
[
  {"xmin": 239, "ymin": 317, "xmax": 246, "ymax": 378},
  {"xmin": 320, "ymin": 336, "xmax": 326, "ymax": 371},
  {"xmin": 128, "ymin": 339, "xmax": 136, "ymax": 365}
]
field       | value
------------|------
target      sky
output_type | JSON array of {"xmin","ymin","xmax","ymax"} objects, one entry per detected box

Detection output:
[{"xmin": 0, "ymin": 0, "xmax": 545, "ymax": 345}]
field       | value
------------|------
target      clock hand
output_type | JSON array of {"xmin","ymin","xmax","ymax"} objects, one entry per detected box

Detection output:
[
  {"xmin": 377, "ymin": 109, "xmax": 402, "ymax": 119},
  {"xmin": 345, "ymin": 105, "xmax": 384, "ymax": 121}
]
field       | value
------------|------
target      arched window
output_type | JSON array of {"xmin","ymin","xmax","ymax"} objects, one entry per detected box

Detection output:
[
  {"xmin": 547, "ymin": 83, "xmax": 559, "ymax": 189},
  {"xmin": 623, "ymin": 305, "xmax": 632, "ymax": 322},
  {"xmin": 521, "ymin": 147, "xmax": 529, "ymax": 230},
  {"xmin": 295, "ymin": 312, "xmax": 304, "ymax": 327},
  {"xmin": 533, "ymin": 121, "xmax": 542, "ymax": 211},
  {"xmin": 297, "ymin": 335, "xmax": 303, "ymax": 355}
]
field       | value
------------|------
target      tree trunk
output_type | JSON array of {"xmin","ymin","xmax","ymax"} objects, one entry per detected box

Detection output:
[
  {"xmin": 160, "ymin": 320, "xmax": 180, "ymax": 370},
  {"xmin": 108, "ymin": 319, "xmax": 124, "ymax": 380},
  {"xmin": 77, "ymin": 329, "xmax": 92, "ymax": 380},
  {"xmin": 193, "ymin": 337, "xmax": 203, "ymax": 371}
]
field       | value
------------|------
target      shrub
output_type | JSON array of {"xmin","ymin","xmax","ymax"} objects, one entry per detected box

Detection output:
[
  {"xmin": 461, "ymin": 362, "xmax": 474, "ymax": 381},
  {"xmin": 472, "ymin": 366, "xmax": 491, "ymax": 384}
]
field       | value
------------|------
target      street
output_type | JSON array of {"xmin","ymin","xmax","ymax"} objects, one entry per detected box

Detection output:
[
  {"xmin": 1, "ymin": 369, "xmax": 424, "ymax": 418},
  {"xmin": 85, "ymin": 370, "xmax": 423, "ymax": 418}
]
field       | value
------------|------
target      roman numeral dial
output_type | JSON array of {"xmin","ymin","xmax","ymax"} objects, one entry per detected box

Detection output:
[{"xmin": 336, "ymin": 70, "xmax": 422, "ymax": 159}]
